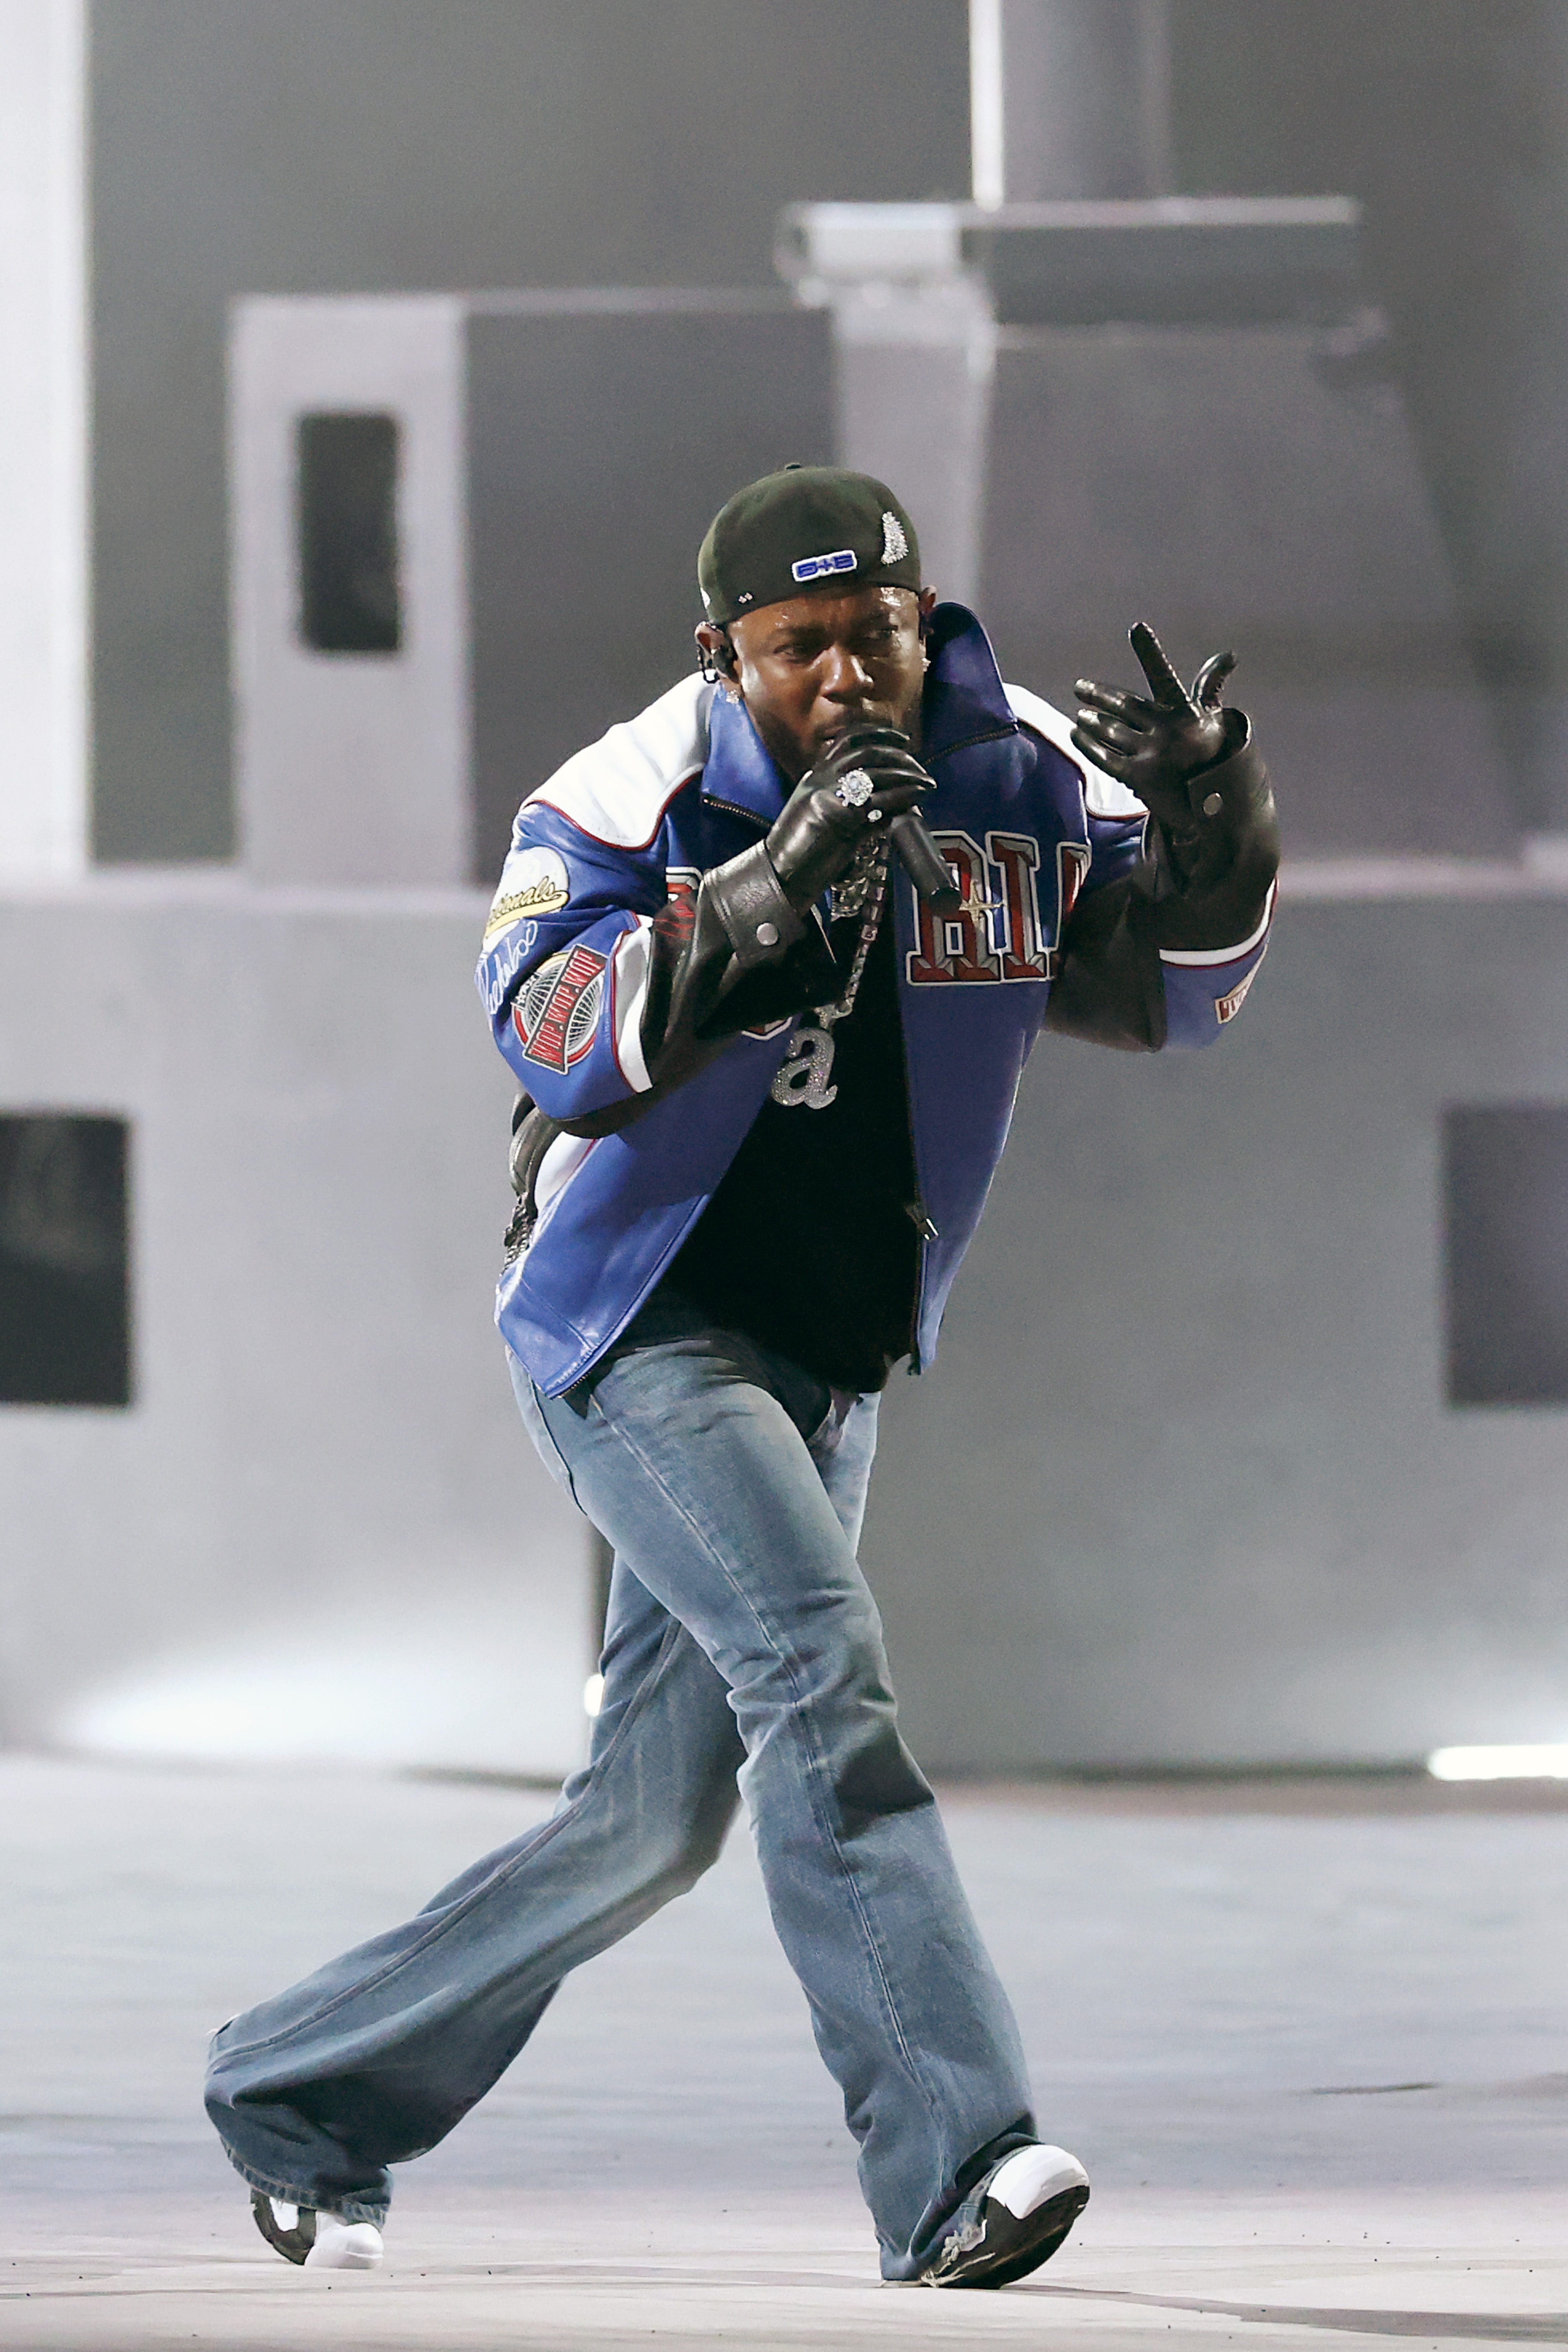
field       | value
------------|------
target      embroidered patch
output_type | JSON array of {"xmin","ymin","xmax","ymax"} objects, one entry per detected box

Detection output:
[
  {"xmin": 880, "ymin": 510, "xmax": 909, "ymax": 564},
  {"xmin": 482, "ymin": 921, "xmax": 538, "ymax": 1016},
  {"xmin": 1215, "ymin": 966, "xmax": 1258, "ymax": 1025},
  {"xmin": 512, "ymin": 944, "xmax": 606, "ymax": 1072},
  {"xmin": 484, "ymin": 849, "xmax": 570, "ymax": 946},
  {"xmin": 791, "ymin": 547, "xmax": 857, "ymax": 584}
]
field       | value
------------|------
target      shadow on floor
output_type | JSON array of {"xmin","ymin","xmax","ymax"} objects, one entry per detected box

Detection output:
[{"xmin": 1034, "ymin": 2287, "xmax": 1568, "ymax": 2342}]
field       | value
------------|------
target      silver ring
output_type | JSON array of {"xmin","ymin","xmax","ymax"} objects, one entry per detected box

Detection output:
[{"xmin": 834, "ymin": 770, "xmax": 874, "ymax": 808}]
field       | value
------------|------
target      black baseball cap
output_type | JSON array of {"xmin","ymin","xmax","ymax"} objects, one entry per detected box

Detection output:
[{"xmin": 697, "ymin": 465, "xmax": 922, "ymax": 627}]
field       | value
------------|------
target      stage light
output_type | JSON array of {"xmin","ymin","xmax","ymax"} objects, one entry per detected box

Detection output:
[{"xmin": 1427, "ymin": 1743, "xmax": 1568, "ymax": 1780}]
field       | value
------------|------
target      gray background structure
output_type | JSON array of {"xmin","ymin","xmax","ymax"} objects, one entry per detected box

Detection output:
[
  {"xmin": 88, "ymin": 0, "xmax": 969, "ymax": 862},
  {"xmin": 88, "ymin": 0, "xmax": 1568, "ymax": 859},
  {"xmin": 868, "ymin": 893, "xmax": 1568, "ymax": 1770},
  {"xmin": 4, "ymin": 0, "xmax": 1564, "ymax": 1773},
  {"xmin": 0, "ymin": 877, "xmax": 589, "ymax": 1769}
]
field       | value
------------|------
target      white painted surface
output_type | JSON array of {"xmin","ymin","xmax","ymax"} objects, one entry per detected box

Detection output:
[
  {"xmin": 231, "ymin": 298, "xmax": 470, "ymax": 886},
  {"xmin": 0, "ymin": 881, "xmax": 588, "ymax": 1774},
  {"xmin": 0, "ymin": 0, "xmax": 85, "ymax": 880},
  {"xmin": 9, "ymin": 878, "xmax": 1568, "ymax": 1771},
  {"xmin": 969, "ymin": 0, "xmax": 1006, "ymax": 210}
]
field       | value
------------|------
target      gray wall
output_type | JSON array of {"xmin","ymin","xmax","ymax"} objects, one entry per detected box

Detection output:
[
  {"xmin": 87, "ymin": 0, "xmax": 970, "ymax": 863},
  {"xmin": 1172, "ymin": 0, "xmax": 1568, "ymax": 830},
  {"xmin": 90, "ymin": 0, "xmax": 1568, "ymax": 862},
  {"xmin": 467, "ymin": 299, "xmax": 833, "ymax": 876},
  {"xmin": 865, "ymin": 892, "xmax": 1568, "ymax": 1770}
]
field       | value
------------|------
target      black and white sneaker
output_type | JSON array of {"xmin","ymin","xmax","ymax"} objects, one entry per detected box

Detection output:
[
  {"xmin": 922, "ymin": 2144, "xmax": 1089, "ymax": 2288},
  {"xmin": 250, "ymin": 2190, "xmax": 384, "ymax": 2270}
]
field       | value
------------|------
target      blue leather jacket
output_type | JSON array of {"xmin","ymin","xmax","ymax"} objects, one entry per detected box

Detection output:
[{"xmin": 477, "ymin": 605, "xmax": 1276, "ymax": 1397}]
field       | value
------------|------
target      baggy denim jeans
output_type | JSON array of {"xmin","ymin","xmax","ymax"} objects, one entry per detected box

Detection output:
[{"xmin": 205, "ymin": 1288, "xmax": 1037, "ymax": 2277}]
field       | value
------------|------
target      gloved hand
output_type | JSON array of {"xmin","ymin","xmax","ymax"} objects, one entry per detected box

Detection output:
[
  {"xmin": 1070, "ymin": 622, "xmax": 1238, "ymax": 831},
  {"xmin": 765, "ymin": 726, "xmax": 934, "ymax": 911}
]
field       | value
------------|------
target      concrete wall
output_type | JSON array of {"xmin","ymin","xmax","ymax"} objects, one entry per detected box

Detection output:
[
  {"xmin": 0, "ymin": 880, "xmax": 588, "ymax": 1773},
  {"xmin": 980, "ymin": 323, "xmax": 1514, "ymax": 859},
  {"xmin": 865, "ymin": 888, "xmax": 1568, "ymax": 1769},
  {"xmin": 8, "ymin": 877, "xmax": 1568, "ymax": 1773},
  {"xmin": 1172, "ymin": 0, "xmax": 1568, "ymax": 832},
  {"xmin": 466, "ymin": 297, "xmax": 833, "ymax": 876}
]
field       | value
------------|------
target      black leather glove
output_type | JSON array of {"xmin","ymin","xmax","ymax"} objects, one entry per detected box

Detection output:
[
  {"xmin": 765, "ymin": 726, "xmax": 934, "ymax": 911},
  {"xmin": 1070, "ymin": 621, "xmax": 1237, "ymax": 827},
  {"xmin": 1046, "ymin": 622, "xmax": 1279, "ymax": 1042}
]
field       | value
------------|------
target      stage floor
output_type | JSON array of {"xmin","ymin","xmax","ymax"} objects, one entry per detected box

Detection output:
[{"xmin": 3, "ymin": 1756, "xmax": 1564, "ymax": 2348}]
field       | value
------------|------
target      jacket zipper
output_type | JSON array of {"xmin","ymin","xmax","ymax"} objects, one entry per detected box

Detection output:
[
  {"xmin": 892, "ymin": 898, "xmax": 937, "ymax": 1376},
  {"xmin": 890, "ymin": 716, "xmax": 1021, "ymax": 1367}
]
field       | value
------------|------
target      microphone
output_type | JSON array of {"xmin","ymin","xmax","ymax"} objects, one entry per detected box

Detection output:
[{"xmin": 889, "ymin": 809, "xmax": 961, "ymax": 915}]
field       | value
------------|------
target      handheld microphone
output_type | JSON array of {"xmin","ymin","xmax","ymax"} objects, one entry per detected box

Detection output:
[{"xmin": 889, "ymin": 810, "xmax": 961, "ymax": 915}]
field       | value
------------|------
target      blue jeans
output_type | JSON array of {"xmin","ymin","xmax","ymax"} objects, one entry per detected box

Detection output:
[{"xmin": 205, "ymin": 1289, "xmax": 1037, "ymax": 2277}]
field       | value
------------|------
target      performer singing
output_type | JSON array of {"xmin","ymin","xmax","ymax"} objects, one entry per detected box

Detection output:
[{"xmin": 207, "ymin": 466, "xmax": 1279, "ymax": 2286}]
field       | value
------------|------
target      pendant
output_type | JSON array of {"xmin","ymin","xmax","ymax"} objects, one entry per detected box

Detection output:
[{"xmin": 770, "ymin": 1023, "xmax": 838, "ymax": 1110}]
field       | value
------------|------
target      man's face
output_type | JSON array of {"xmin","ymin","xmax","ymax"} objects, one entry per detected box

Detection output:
[{"xmin": 701, "ymin": 583, "xmax": 937, "ymax": 782}]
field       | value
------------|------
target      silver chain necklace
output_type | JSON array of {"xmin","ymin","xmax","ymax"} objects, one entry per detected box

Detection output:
[{"xmin": 769, "ymin": 836, "xmax": 892, "ymax": 1111}]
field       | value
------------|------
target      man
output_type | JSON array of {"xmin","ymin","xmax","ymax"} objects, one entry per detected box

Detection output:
[{"xmin": 207, "ymin": 466, "xmax": 1279, "ymax": 2285}]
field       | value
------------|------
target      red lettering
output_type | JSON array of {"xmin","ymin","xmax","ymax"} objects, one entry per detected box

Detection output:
[
  {"xmin": 905, "ymin": 831, "xmax": 1001, "ymax": 985},
  {"xmin": 1051, "ymin": 841, "xmax": 1091, "ymax": 975},
  {"xmin": 990, "ymin": 833, "xmax": 1047, "ymax": 982},
  {"xmin": 903, "ymin": 830, "xmax": 1092, "ymax": 987},
  {"xmin": 516, "ymin": 943, "xmax": 605, "ymax": 1072}
]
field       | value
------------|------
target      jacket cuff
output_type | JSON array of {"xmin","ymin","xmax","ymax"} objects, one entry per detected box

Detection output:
[
  {"xmin": 704, "ymin": 841, "xmax": 807, "ymax": 971},
  {"xmin": 1139, "ymin": 720, "xmax": 1280, "ymax": 955}
]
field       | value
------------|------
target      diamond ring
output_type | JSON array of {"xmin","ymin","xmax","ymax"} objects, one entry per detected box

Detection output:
[{"xmin": 834, "ymin": 770, "xmax": 875, "ymax": 808}]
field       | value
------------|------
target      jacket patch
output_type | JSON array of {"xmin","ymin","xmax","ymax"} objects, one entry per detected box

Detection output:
[
  {"xmin": 1215, "ymin": 966, "xmax": 1258, "ymax": 1025},
  {"xmin": 513, "ymin": 945, "xmax": 607, "ymax": 1071},
  {"xmin": 791, "ymin": 547, "xmax": 857, "ymax": 583},
  {"xmin": 485, "ymin": 849, "xmax": 570, "ymax": 946},
  {"xmin": 482, "ymin": 922, "xmax": 539, "ymax": 1015},
  {"xmin": 906, "ymin": 831, "xmax": 1089, "ymax": 985}
]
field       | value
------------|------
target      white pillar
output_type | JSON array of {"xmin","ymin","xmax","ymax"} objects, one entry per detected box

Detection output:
[
  {"xmin": 0, "ymin": 0, "xmax": 86, "ymax": 879},
  {"xmin": 970, "ymin": 0, "xmax": 1174, "ymax": 206}
]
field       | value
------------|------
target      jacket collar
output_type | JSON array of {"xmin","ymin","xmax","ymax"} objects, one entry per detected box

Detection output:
[
  {"xmin": 919, "ymin": 603, "xmax": 1019, "ymax": 762},
  {"xmin": 700, "ymin": 685, "xmax": 790, "ymax": 826},
  {"xmin": 698, "ymin": 602, "xmax": 1017, "ymax": 825}
]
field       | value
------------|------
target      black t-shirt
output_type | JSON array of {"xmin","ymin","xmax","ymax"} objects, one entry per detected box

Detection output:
[{"xmin": 669, "ymin": 904, "xmax": 920, "ymax": 1394}]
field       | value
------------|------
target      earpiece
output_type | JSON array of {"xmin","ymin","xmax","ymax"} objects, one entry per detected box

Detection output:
[{"xmin": 697, "ymin": 632, "xmax": 739, "ymax": 684}]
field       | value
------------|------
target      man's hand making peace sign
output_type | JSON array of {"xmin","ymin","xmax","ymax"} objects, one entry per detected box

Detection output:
[
  {"xmin": 1058, "ymin": 619, "xmax": 1280, "ymax": 958},
  {"xmin": 1069, "ymin": 621, "xmax": 1240, "ymax": 833}
]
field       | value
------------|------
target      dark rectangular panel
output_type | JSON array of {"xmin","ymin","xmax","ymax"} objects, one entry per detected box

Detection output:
[
  {"xmin": 296, "ymin": 411, "xmax": 402, "ymax": 655},
  {"xmin": 1445, "ymin": 1104, "xmax": 1568, "ymax": 1406},
  {"xmin": 0, "ymin": 1116, "xmax": 132, "ymax": 1408},
  {"xmin": 466, "ymin": 302, "xmax": 833, "ymax": 880},
  {"xmin": 963, "ymin": 216, "xmax": 1361, "ymax": 328}
]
